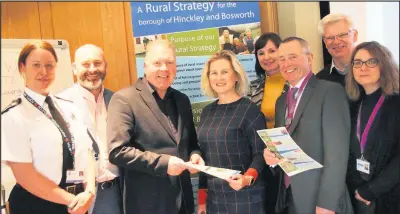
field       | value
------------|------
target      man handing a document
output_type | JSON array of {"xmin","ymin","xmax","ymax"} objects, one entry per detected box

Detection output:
[{"xmin": 263, "ymin": 37, "xmax": 354, "ymax": 214}]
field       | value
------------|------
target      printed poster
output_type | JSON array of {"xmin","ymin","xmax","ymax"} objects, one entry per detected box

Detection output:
[
  {"xmin": 131, "ymin": 2, "xmax": 261, "ymax": 127},
  {"xmin": 257, "ymin": 127, "xmax": 323, "ymax": 177}
]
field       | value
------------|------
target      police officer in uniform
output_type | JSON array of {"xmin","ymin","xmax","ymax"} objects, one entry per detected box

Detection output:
[{"xmin": 1, "ymin": 40, "xmax": 96, "ymax": 214}]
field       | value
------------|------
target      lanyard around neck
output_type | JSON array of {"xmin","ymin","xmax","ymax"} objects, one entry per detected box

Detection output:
[
  {"xmin": 285, "ymin": 72, "xmax": 313, "ymax": 125},
  {"xmin": 24, "ymin": 92, "xmax": 75, "ymax": 168},
  {"xmin": 356, "ymin": 95, "xmax": 385, "ymax": 154}
]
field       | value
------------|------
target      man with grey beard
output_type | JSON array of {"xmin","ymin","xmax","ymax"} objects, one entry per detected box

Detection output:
[{"xmin": 58, "ymin": 44, "xmax": 122, "ymax": 214}]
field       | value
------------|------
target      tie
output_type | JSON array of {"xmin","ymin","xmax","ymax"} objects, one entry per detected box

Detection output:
[
  {"xmin": 45, "ymin": 96, "xmax": 73, "ymax": 185},
  {"xmin": 284, "ymin": 87, "xmax": 298, "ymax": 188},
  {"xmin": 288, "ymin": 87, "xmax": 299, "ymax": 113}
]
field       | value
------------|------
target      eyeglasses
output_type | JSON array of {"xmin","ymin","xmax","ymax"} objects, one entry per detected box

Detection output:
[
  {"xmin": 323, "ymin": 30, "xmax": 353, "ymax": 43},
  {"xmin": 352, "ymin": 58, "xmax": 379, "ymax": 68}
]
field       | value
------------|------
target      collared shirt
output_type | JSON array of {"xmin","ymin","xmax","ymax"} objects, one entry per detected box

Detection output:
[
  {"xmin": 330, "ymin": 60, "xmax": 348, "ymax": 75},
  {"xmin": 1, "ymin": 87, "xmax": 92, "ymax": 184},
  {"xmin": 288, "ymin": 73, "xmax": 309, "ymax": 116},
  {"xmin": 143, "ymin": 77, "xmax": 178, "ymax": 130},
  {"xmin": 77, "ymin": 84, "xmax": 119, "ymax": 182}
]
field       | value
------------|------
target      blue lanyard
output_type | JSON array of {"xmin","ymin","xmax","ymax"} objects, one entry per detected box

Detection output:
[{"xmin": 24, "ymin": 92, "xmax": 75, "ymax": 168}]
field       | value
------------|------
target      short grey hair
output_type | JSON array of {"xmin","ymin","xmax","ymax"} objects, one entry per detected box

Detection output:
[
  {"xmin": 281, "ymin": 37, "xmax": 312, "ymax": 54},
  {"xmin": 317, "ymin": 13, "xmax": 355, "ymax": 36}
]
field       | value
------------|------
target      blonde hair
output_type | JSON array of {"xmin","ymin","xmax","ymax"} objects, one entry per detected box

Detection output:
[
  {"xmin": 318, "ymin": 13, "xmax": 355, "ymax": 36},
  {"xmin": 346, "ymin": 41, "xmax": 399, "ymax": 100},
  {"xmin": 144, "ymin": 39, "xmax": 176, "ymax": 63},
  {"xmin": 201, "ymin": 50, "xmax": 248, "ymax": 98}
]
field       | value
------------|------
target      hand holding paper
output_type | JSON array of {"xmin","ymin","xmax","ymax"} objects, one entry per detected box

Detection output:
[
  {"xmin": 188, "ymin": 153, "xmax": 205, "ymax": 174},
  {"xmin": 263, "ymin": 148, "xmax": 282, "ymax": 166},
  {"xmin": 228, "ymin": 174, "xmax": 252, "ymax": 191},
  {"xmin": 257, "ymin": 127, "xmax": 323, "ymax": 177},
  {"xmin": 167, "ymin": 156, "xmax": 186, "ymax": 176},
  {"xmin": 179, "ymin": 162, "xmax": 241, "ymax": 181}
]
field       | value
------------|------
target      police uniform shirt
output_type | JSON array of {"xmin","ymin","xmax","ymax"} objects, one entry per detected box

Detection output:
[{"xmin": 1, "ymin": 87, "xmax": 92, "ymax": 185}]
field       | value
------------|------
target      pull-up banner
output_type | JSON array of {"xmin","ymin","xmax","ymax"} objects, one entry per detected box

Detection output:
[{"xmin": 131, "ymin": 2, "xmax": 261, "ymax": 127}]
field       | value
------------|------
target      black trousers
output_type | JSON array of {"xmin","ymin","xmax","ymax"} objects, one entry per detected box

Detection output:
[
  {"xmin": 264, "ymin": 168, "xmax": 280, "ymax": 214},
  {"xmin": 8, "ymin": 184, "xmax": 68, "ymax": 214}
]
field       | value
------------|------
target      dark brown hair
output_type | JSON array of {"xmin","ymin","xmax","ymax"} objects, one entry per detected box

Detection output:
[
  {"xmin": 18, "ymin": 40, "xmax": 58, "ymax": 72},
  {"xmin": 254, "ymin": 32, "xmax": 282, "ymax": 78},
  {"xmin": 346, "ymin": 41, "xmax": 399, "ymax": 100}
]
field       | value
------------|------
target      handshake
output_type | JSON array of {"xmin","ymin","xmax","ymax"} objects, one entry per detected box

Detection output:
[{"xmin": 167, "ymin": 154, "xmax": 205, "ymax": 176}]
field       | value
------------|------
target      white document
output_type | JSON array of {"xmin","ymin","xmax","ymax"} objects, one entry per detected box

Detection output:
[
  {"xmin": 179, "ymin": 162, "xmax": 241, "ymax": 181},
  {"xmin": 257, "ymin": 127, "xmax": 323, "ymax": 177}
]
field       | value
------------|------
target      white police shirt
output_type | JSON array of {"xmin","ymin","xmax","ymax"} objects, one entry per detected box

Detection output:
[{"xmin": 1, "ymin": 87, "xmax": 92, "ymax": 185}]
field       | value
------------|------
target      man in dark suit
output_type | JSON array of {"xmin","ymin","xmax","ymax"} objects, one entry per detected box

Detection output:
[
  {"xmin": 107, "ymin": 39, "xmax": 203, "ymax": 214},
  {"xmin": 264, "ymin": 37, "xmax": 353, "ymax": 214},
  {"xmin": 58, "ymin": 44, "xmax": 122, "ymax": 214},
  {"xmin": 316, "ymin": 13, "xmax": 358, "ymax": 86}
]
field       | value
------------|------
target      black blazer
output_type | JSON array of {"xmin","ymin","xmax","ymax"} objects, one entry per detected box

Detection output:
[
  {"xmin": 107, "ymin": 78, "xmax": 200, "ymax": 214},
  {"xmin": 347, "ymin": 94, "xmax": 400, "ymax": 214},
  {"xmin": 316, "ymin": 65, "xmax": 345, "ymax": 86}
]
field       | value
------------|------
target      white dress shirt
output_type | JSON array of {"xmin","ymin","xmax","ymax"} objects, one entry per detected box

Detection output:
[
  {"xmin": 330, "ymin": 60, "xmax": 348, "ymax": 75},
  {"xmin": 287, "ymin": 73, "xmax": 310, "ymax": 117},
  {"xmin": 1, "ymin": 87, "xmax": 92, "ymax": 184},
  {"xmin": 77, "ymin": 84, "xmax": 119, "ymax": 182}
]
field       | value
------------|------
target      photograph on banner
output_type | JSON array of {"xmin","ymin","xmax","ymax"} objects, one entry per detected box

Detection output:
[
  {"xmin": 218, "ymin": 22, "xmax": 261, "ymax": 54},
  {"xmin": 134, "ymin": 34, "xmax": 167, "ymax": 57}
]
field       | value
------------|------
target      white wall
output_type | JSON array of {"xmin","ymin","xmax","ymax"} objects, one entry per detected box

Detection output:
[
  {"xmin": 278, "ymin": 2, "xmax": 324, "ymax": 73},
  {"xmin": 330, "ymin": 2, "xmax": 399, "ymax": 63}
]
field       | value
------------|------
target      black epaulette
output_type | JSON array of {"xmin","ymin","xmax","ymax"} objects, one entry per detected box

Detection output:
[
  {"xmin": 1, "ymin": 98, "xmax": 22, "ymax": 114},
  {"xmin": 54, "ymin": 95, "xmax": 73, "ymax": 103}
]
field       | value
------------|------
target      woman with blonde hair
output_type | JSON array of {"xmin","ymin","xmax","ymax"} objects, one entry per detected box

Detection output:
[
  {"xmin": 345, "ymin": 41, "xmax": 399, "ymax": 214},
  {"xmin": 196, "ymin": 50, "xmax": 267, "ymax": 213}
]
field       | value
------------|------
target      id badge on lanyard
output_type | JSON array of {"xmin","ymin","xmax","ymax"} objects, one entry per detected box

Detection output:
[
  {"xmin": 66, "ymin": 170, "xmax": 85, "ymax": 183},
  {"xmin": 356, "ymin": 155, "xmax": 370, "ymax": 174},
  {"xmin": 355, "ymin": 95, "xmax": 385, "ymax": 174},
  {"xmin": 24, "ymin": 92, "xmax": 80, "ymax": 182}
]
